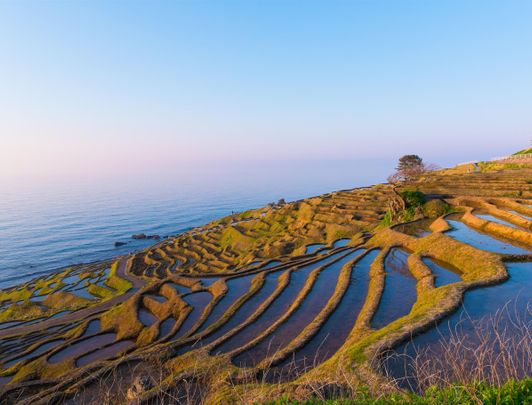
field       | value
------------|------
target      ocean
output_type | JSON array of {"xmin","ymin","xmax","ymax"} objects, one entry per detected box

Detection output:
[{"xmin": 0, "ymin": 160, "xmax": 392, "ymax": 289}]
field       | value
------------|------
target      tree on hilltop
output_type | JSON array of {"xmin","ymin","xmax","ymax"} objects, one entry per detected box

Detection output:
[{"xmin": 388, "ymin": 154, "xmax": 436, "ymax": 183}]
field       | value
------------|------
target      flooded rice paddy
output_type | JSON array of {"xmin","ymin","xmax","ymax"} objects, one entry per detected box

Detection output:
[
  {"xmin": 76, "ymin": 340, "xmax": 135, "ymax": 367},
  {"xmin": 233, "ymin": 249, "xmax": 363, "ymax": 367},
  {"xmin": 445, "ymin": 219, "xmax": 530, "ymax": 255},
  {"xmin": 81, "ymin": 319, "xmax": 101, "ymax": 337},
  {"xmin": 3, "ymin": 339, "xmax": 65, "ymax": 369},
  {"xmin": 269, "ymin": 249, "xmax": 380, "ymax": 380},
  {"xmin": 166, "ymin": 282, "xmax": 190, "ymax": 295},
  {"xmin": 305, "ymin": 244, "xmax": 326, "ymax": 254},
  {"xmin": 169, "ymin": 292, "xmax": 212, "ymax": 341},
  {"xmin": 138, "ymin": 308, "xmax": 158, "ymax": 327},
  {"xmin": 383, "ymin": 261, "xmax": 531, "ymax": 392},
  {"xmin": 394, "ymin": 219, "xmax": 433, "ymax": 237},
  {"xmin": 371, "ymin": 248, "xmax": 417, "ymax": 329},
  {"xmin": 48, "ymin": 333, "xmax": 117, "ymax": 364},
  {"xmin": 196, "ymin": 274, "xmax": 255, "ymax": 334},
  {"xmin": 182, "ymin": 270, "xmax": 284, "ymax": 352},
  {"xmin": 213, "ymin": 250, "xmax": 349, "ymax": 355},
  {"xmin": 475, "ymin": 213, "xmax": 519, "ymax": 229},
  {"xmin": 157, "ymin": 318, "xmax": 176, "ymax": 340},
  {"xmin": 422, "ymin": 258, "xmax": 461, "ymax": 287}
]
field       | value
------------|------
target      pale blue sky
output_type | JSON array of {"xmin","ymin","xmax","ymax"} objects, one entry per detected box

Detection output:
[{"xmin": 1, "ymin": 0, "xmax": 531, "ymax": 180}]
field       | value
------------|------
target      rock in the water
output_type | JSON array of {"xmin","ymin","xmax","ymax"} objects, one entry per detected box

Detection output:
[
  {"xmin": 114, "ymin": 241, "xmax": 126, "ymax": 247},
  {"xmin": 127, "ymin": 375, "xmax": 154, "ymax": 400},
  {"xmin": 132, "ymin": 233, "xmax": 147, "ymax": 240},
  {"xmin": 147, "ymin": 234, "xmax": 160, "ymax": 240}
]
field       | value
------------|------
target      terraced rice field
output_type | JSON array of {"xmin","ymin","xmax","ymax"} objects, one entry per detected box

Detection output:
[
  {"xmin": 0, "ymin": 169, "xmax": 530, "ymax": 404},
  {"xmin": 383, "ymin": 260, "xmax": 532, "ymax": 392}
]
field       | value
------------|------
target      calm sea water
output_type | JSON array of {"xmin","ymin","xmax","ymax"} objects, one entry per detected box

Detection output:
[{"xmin": 0, "ymin": 160, "xmax": 392, "ymax": 289}]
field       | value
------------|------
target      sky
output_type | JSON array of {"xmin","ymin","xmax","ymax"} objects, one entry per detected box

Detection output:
[{"xmin": 1, "ymin": 0, "xmax": 531, "ymax": 182}]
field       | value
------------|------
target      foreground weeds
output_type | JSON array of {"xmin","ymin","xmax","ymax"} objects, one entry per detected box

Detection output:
[
  {"xmin": 263, "ymin": 378, "xmax": 532, "ymax": 404},
  {"xmin": 379, "ymin": 303, "xmax": 531, "ymax": 393},
  {"xmin": 139, "ymin": 304, "xmax": 530, "ymax": 405}
]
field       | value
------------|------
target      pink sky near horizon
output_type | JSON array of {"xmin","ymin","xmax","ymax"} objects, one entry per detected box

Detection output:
[{"xmin": 1, "ymin": 130, "xmax": 526, "ymax": 184}]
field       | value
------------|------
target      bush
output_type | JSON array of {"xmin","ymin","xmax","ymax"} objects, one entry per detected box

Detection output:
[{"xmin": 400, "ymin": 190, "xmax": 426, "ymax": 208}]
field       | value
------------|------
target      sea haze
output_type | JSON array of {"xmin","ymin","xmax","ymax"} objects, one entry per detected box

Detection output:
[{"xmin": 0, "ymin": 159, "xmax": 392, "ymax": 289}]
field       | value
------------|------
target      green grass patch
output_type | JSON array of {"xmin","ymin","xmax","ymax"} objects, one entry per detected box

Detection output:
[
  {"xmin": 262, "ymin": 378, "xmax": 531, "ymax": 404},
  {"xmin": 104, "ymin": 261, "xmax": 132, "ymax": 294},
  {"xmin": 513, "ymin": 148, "xmax": 532, "ymax": 155},
  {"xmin": 378, "ymin": 210, "xmax": 393, "ymax": 228},
  {"xmin": 87, "ymin": 283, "xmax": 114, "ymax": 300},
  {"xmin": 237, "ymin": 210, "xmax": 255, "ymax": 220},
  {"xmin": 400, "ymin": 190, "xmax": 426, "ymax": 208},
  {"xmin": 0, "ymin": 301, "xmax": 46, "ymax": 322},
  {"xmin": 219, "ymin": 226, "xmax": 255, "ymax": 252},
  {"xmin": 0, "ymin": 286, "xmax": 33, "ymax": 303},
  {"xmin": 478, "ymin": 161, "xmax": 532, "ymax": 172}
]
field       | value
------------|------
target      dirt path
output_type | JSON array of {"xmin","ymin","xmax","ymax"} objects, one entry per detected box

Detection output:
[{"xmin": 116, "ymin": 255, "xmax": 145, "ymax": 289}]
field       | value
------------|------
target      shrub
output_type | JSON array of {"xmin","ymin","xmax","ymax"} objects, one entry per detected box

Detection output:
[{"xmin": 400, "ymin": 190, "xmax": 426, "ymax": 208}]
